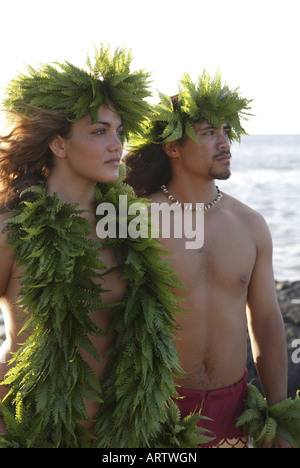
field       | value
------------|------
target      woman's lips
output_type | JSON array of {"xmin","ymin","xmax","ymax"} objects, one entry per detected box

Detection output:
[{"xmin": 105, "ymin": 158, "xmax": 121, "ymax": 166}]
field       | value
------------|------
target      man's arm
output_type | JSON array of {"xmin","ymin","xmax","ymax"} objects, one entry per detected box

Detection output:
[{"xmin": 246, "ymin": 213, "xmax": 288, "ymax": 406}]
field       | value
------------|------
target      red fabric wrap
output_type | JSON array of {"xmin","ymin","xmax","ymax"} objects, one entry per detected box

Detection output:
[{"xmin": 173, "ymin": 369, "xmax": 248, "ymax": 448}]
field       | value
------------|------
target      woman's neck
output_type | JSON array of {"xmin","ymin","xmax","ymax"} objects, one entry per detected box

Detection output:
[{"xmin": 46, "ymin": 170, "xmax": 96, "ymax": 213}]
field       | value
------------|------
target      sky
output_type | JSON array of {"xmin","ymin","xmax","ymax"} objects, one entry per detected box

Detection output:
[{"xmin": 0, "ymin": 0, "xmax": 299, "ymax": 135}]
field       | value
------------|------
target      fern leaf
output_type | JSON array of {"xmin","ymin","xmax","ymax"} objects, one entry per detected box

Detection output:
[{"xmin": 236, "ymin": 408, "xmax": 261, "ymax": 427}]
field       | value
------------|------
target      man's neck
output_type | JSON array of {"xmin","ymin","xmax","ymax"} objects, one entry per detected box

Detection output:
[{"xmin": 165, "ymin": 177, "xmax": 219, "ymax": 206}]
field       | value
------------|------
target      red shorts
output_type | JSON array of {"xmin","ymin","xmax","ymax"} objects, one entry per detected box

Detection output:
[{"xmin": 173, "ymin": 369, "xmax": 248, "ymax": 448}]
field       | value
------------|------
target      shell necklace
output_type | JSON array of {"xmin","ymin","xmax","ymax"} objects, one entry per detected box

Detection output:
[{"xmin": 161, "ymin": 184, "xmax": 223, "ymax": 211}]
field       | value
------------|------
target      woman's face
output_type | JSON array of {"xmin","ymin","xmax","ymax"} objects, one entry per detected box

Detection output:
[{"xmin": 62, "ymin": 104, "xmax": 123, "ymax": 184}]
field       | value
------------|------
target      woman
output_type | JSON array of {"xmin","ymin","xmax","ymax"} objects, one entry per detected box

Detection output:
[
  {"xmin": 0, "ymin": 47, "xmax": 193, "ymax": 448},
  {"xmin": 0, "ymin": 103, "xmax": 128, "ymax": 438}
]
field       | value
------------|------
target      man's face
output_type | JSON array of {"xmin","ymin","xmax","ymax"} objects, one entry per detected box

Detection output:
[{"xmin": 174, "ymin": 121, "xmax": 232, "ymax": 181}]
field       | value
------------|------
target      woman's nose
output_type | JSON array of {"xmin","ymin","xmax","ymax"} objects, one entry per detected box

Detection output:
[{"xmin": 109, "ymin": 134, "xmax": 123, "ymax": 153}]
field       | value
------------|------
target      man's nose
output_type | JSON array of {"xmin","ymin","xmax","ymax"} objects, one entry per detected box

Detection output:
[{"xmin": 217, "ymin": 131, "xmax": 230, "ymax": 149}]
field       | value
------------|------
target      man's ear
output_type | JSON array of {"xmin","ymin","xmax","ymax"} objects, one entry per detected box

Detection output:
[
  {"xmin": 162, "ymin": 141, "xmax": 180, "ymax": 159},
  {"xmin": 49, "ymin": 135, "xmax": 67, "ymax": 159}
]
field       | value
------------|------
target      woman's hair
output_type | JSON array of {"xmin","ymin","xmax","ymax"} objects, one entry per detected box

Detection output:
[{"xmin": 0, "ymin": 108, "xmax": 72, "ymax": 212}]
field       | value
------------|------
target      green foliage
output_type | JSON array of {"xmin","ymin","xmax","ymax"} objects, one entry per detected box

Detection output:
[
  {"xmin": 236, "ymin": 384, "xmax": 300, "ymax": 448},
  {"xmin": 92, "ymin": 179, "xmax": 203, "ymax": 448},
  {"xmin": 178, "ymin": 71, "xmax": 252, "ymax": 142},
  {"xmin": 129, "ymin": 69, "xmax": 252, "ymax": 153},
  {"xmin": 0, "ymin": 174, "xmax": 208, "ymax": 448},
  {"xmin": 152, "ymin": 400, "xmax": 215, "ymax": 448},
  {"xmin": 4, "ymin": 44, "xmax": 152, "ymax": 141},
  {"xmin": 0, "ymin": 187, "xmax": 104, "ymax": 447}
]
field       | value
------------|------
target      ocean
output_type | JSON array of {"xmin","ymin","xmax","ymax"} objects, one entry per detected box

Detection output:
[{"xmin": 218, "ymin": 134, "xmax": 300, "ymax": 282}]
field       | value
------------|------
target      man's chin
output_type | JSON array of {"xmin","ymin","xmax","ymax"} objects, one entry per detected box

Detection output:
[{"xmin": 212, "ymin": 171, "xmax": 231, "ymax": 181}]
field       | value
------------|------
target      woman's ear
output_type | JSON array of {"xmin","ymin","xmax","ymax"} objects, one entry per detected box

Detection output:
[
  {"xmin": 49, "ymin": 135, "xmax": 67, "ymax": 159},
  {"xmin": 162, "ymin": 141, "xmax": 180, "ymax": 159}
]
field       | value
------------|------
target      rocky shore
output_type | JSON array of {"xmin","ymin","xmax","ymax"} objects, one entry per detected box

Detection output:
[{"xmin": 1, "ymin": 280, "xmax": 299, "ymax": 397}]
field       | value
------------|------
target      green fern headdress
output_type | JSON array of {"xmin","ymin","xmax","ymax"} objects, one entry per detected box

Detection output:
[
  {"xmin": 129, "ymin": 70, "xmax": 252, "ymax": 149},
  {"xmin": 3, "ymin": 45, "xmax": 152, "ymax": 141}
]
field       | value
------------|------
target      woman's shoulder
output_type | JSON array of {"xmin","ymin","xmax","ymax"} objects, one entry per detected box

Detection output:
[{"xmin": 0, "ymin": 212, "xmax": 13, "ymax": 237}]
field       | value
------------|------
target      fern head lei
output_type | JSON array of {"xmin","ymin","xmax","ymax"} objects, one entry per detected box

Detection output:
[
  {"xmin": 3, "ymin": 44, "xmax": 152, "ymax": 143},
  {"xmin": 129, "ymin": 70, "xmax": 253, "ymax": 151}
]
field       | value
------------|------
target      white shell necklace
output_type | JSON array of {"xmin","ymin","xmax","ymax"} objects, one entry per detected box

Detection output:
[{"xmin": 161, "ymin": 184, "xmax": 223, "ymax": 211}]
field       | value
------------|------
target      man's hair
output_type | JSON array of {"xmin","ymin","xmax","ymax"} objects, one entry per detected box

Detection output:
[
  {"xmin": 124, "ymin": 144, "xmax": 172, "ymax": 197},
  {"xmin": 0, "ymin": 109, "xmax": 72, "ymax": 212},
  {"xmin": 125, "ymin": 71, "xmax": 252, "ymax": 196},
  {"xmin": 124, "ymin": 95, "xmax": 181, "ymax": 197}
]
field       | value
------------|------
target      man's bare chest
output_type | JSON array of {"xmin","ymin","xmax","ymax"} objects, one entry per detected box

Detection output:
[{"xmin": 161, "ymin": 218, "xmax": 257, "ymax": 292}]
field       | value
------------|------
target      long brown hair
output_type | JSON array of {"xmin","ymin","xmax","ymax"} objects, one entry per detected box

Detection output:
[
  {"xmin": 0, "ymin": 107, "xmax": 72, "ymax": 212},
  {"xmin": 124, "ymin": 144, "xmax": 172, "ymax": 197},
  {"xmin": 124, "ymin": 95, "xmax": 182, "ymax": 197}
]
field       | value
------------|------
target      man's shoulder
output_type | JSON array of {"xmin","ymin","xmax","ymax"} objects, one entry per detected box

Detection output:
[
  {"xmin": 147, "ymin": 190, "xmax": 166, "ymax": 204},
  {"xmin": 223, "ymin": 192, "xmax": 271, "ymax": 240},
  {"xmin": 223, "ymin": 191, "xmax": 264, "ymax": 218}
]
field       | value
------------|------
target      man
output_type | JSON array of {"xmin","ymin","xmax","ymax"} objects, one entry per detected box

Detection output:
[{"xmin": 125, "ymin": 71, "xmax": 290, "ymax": 447}]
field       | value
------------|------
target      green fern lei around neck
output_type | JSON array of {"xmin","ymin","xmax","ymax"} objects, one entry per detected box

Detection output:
[
  {"xmin": 0, "ymin": 186, "xmax": 106, "ymax": 448},
  {"xmin": 0, "ymin": 180, "xmax": 213, "ymax": 448}
]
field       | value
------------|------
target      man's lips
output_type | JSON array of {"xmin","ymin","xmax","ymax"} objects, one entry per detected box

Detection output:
[{"xmin": 214, "ymin": 151, "xmax": 231, "ymax": 161}]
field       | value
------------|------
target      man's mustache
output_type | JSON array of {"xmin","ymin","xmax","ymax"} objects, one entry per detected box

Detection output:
[{"xmin": 214, "ymin": 150, "xmax": 231, "ymax": 159}]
